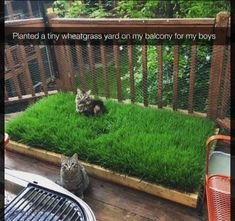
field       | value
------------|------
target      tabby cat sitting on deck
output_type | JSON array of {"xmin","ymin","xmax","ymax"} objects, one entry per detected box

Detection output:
[
  {"xmin": 60, "ymin": 153, "xmax": 89, "ymax": 199},
  {"xmin": 75, "ymin": 88, "xmax": 107, "ymax": 116}
]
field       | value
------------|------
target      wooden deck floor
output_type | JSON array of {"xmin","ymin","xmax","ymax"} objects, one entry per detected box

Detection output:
[{"xmin": 5, "ymin": 150, "xmax": 207, "ymax": 221}]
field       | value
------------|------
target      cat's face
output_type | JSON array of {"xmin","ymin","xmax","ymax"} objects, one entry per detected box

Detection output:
[
  {"xmin": 61, "ymin": 153, "xmax": 80, "ymax": 175},
  {"xmin": 77, "ymin": 89, "xmax": 91, "ymax": 102}
]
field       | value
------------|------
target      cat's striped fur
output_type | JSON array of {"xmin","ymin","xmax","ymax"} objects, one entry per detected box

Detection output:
[
  {"xmin": 75, "ymin": 88, "xmax": 107, "ymax": 116},
  {"xmin": 60, "ymin": 153, "xmax": 89, "ymax": 199}
]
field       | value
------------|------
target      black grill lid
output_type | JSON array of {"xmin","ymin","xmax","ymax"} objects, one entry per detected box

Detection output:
[{"xmin": 2, "ymin": 184, "xmax": 86, "ymax": 221}]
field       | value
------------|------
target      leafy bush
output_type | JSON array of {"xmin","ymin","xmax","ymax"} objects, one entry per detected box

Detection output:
[
  {"xmin": 115, "ymin": 1, "xmax": 230, "ymax": 18},
  {"xmin": 89, "ymin": 6, "xmax": 112, "ymax": 18},
  {"xmin": 53, "ymin": 0, "xmax": 85, "ymax": 17},
  {"xmin": 53, "ymin": 0, "xmax": 113, "ymax": 18}
]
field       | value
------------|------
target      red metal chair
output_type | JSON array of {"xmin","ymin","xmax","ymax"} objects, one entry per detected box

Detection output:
[{"xmin": 205, "ymin": 135, "xmax": 231, "ymax": 221}]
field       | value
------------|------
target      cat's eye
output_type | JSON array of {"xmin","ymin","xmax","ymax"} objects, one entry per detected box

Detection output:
[
  {"xmin": 71, "ymin": 162, "xmax": 78, "ymax": 168},
  {"xmin": 70, "ymin": 162, "xmax": 75, "ymax": 167},
  {"xmin": 62, "ymin": 163, "xmax": 67, "ymax": 169}
]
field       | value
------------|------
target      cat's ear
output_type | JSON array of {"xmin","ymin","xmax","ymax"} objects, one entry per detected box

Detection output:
[
  {"xmin": 61, "ymin": 154, "xmax": 68, "ymax": 163},
  {"xmin": 72, "ymin": 153, "xmax": 78, "ymax": 161},
  {"xmin": 87, "ymin": 90, "xmax": 91, "ymax": 95},
  {"xmin": 77, "ymin": 88, "xmax": 81, "ymax": 94}
]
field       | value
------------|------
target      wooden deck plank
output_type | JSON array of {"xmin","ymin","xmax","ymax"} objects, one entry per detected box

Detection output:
[
  {"xmin": 85, "ymin": 197, "xmax": 154, "ymax": 221},
  {"xmin": 4, "ymin": 151, "xmax": 205, "ymax": 221},
  {"xmin": 85, "ymin": 175, "xmax": 201, "ymax": 221}
]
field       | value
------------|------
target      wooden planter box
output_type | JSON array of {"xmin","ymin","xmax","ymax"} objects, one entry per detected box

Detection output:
[{"xmin": 6, "ymin": 140, "xmax": 200, "ymax": 208}]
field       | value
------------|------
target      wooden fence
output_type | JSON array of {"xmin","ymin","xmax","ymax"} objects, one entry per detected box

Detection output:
[{"xmin": 4, "ymin": 12, "xmax": 230, "ymax": 123}]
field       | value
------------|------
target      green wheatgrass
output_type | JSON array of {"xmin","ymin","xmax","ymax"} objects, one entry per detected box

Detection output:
[{"xmin": 6, "ymin": 92, "xmax": 215, "ymax": 192}]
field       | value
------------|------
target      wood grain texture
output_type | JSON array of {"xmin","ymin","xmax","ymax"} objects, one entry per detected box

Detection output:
[
  {"xmin": 64, "ymin": 41, "xmax": 76, "ymax": 93},
  {"xmin": 54, "ymin": 44, "xmax": 70, "ymax": 91},
  {"xmin": 5, "ymin": 48, "xmax": 22, "ymax": 99},
  {"xmin": 26, "ymin": 0, "xmax": 33, "ymax": 17},
  {"xmin": 6, "ymin": 141, "xmax": 198, "ymax": 208},
  {"xmin": 5, "ymin": 17, "xmax": 216, "ymax": 37},
  {"xmin": 219, "ymin": 45, "xmax": 230, "ymax": 118},
  {"xmin": 157, "ymin": 43, "xmax": 163, "ymax": 108},
  {"xmin": 207, "ymin": 12, "xmax": 230, "ymax": 119},
  {"xmin": 188, "ymin": 44, "xmax": 197, "ymax": 114},
  {"xmin": 18, "ymin": 43, "xmax": 35, "ymax": 96},
  {"xmin": 142, "ymin": 39, "xmax": 148, "ymax": 107},
  {"xmin": 5, "ymin": 86, "xmax": 9, "ymax": 100},
  {"xmin": 173, "ymin": 43, "xmax": 179, "ymax": 111},
  {"xmin": 5, "ymin": 1, "xmax": 14, "ymax": 16},
  {"xmin": 59, "ymin": 43, "xmax": 75, "ymax": 92},
  {"xmin": 100, "ymin": 40, "xmax": 110, "ymax": 98},
  {"xmin": 76, "ymin": 43, "xmax": 88, "ymax": 91},
  {"xmin": 5, "ymin": 150, "xmax": 204, "ymax": 221},
  {"xmin": 113, "ymin": 41, "xmax": 122, "ymax": 101},
  {"xmin": 87, "ymin": 41, "xmax": 98, "ymax": 95},
  {"xmin": 127, "ymin": 39, "xmax": 135, "ymax": 103},
  {"xmin": 34, "ymin": 45, "xmax": 48, "ymax": 95}
]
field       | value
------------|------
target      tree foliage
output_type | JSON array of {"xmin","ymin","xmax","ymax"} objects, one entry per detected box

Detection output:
[
  {"xmin": 176, "ymin": 0, "xmax": 230, "ymax": 18},
  {"xmin": 52, "ymin": 0, "xmax": 230, "ymax": 18},
  {"xmin": 53, "ymin": 0, "xmax": 113, "ymax": 18},
  {"xmin": 115, "ymin": 0, "xmax": 230, "ymax": 18}
]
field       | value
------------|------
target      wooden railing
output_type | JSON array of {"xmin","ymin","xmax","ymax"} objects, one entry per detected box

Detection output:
[
  {"xmin": 4, "ymin": 42, "xmax": 57, "ymax": 104},
  {"xmin": 5, "ymin": 12, "xmax": 230, "ymax": 121}
]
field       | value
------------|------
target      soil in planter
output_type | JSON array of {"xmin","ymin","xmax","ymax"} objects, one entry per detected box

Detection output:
[{"xmin": 6, "ymin": 92, "xmax": 215, "ymax": 193}]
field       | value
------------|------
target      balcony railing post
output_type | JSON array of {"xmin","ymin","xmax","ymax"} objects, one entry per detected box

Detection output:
[
  {"xmin": 188, "ymin": 43, "xmax": 197, "ymax": 114},
  {"xmin": 142, "ymin": 38, "xmax": 148, "ymax": 107},
  {"xmin": 207, "ymin": 12, "xmax": 230, "ymax": 120},
  {"xmin": 157, "ymin": 41, "xmax": 163, "ymax": 108},
  {"xmin": 173, "ymin": 41, "xmax": 179, "ymax": 111}
]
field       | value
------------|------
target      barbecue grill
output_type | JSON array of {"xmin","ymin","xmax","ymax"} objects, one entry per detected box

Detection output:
[{"xmin": 3, "ymin": 169, "xmax": 96, "ymax": 221}]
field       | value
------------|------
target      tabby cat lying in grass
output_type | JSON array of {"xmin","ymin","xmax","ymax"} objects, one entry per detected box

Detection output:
[
  {"xmin": 75, "ymin": 88, "xmax": 107, "ymax": 116},
  {"xmin": 60, "ymin": 153, "xmax": 89, "ymax": 199}
]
